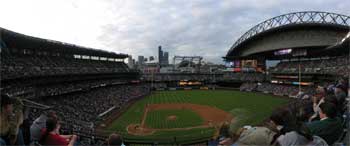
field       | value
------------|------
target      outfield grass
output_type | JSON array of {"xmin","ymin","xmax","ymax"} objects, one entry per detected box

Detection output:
[
  {"xmin": 145, "ymin": 109, "xmax": 203, "ymax": 129},
  {"xmin": 106, "ymin": 90, "xmax": 288, "ymax": 144}
]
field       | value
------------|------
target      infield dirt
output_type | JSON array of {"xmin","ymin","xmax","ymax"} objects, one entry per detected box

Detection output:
[{"xmin": 127, "ymin": 103, "xmax": 233, "ymax": 135}]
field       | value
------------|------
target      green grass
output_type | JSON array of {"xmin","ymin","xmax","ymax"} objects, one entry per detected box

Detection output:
[
  {"xmin": 145, "ymin": 109, "xmax": 203, "ymax": 129},
  {"xmin": 106, "ymin": 90, "xmax": 288, "ymax": 144}
]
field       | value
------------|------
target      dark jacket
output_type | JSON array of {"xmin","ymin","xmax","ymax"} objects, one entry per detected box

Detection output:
[{"xmin": 306, "ymin": 117, "xmax": 342, "ymax": 145}]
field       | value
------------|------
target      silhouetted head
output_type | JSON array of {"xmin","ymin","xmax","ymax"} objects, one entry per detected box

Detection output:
[
  {"xmin": 319, "ymin": 102, "xmax": 337, "ymax": 119},
  {"xmin": 108, "ymin": 133, "xmax": 123, "ymax": 146},
  {"xmin": 1, "ymin": 94, "xmax": 14, "ymax": 114}
]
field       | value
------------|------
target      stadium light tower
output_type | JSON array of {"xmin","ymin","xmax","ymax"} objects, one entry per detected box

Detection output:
[
  {"xmin": 347, "ymin": 32, "xmax": 350, "ymax": 99},
  {"xmin": 341, "ymin": 31, "xmax": 350, "ymax": 98},
  {"xmin": 346, "ymin": 33, "xmax": 350, "ymax": 99},
  {"xmin": 345, "ymin": 30, "xmax": 350, "ymax": 145}
]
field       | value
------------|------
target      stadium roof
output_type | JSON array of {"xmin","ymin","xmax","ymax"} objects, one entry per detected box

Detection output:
[
  {"xmin": 326, "ymin": 31, "xmax": 350, "ymax": 52},
  {"xmin": 0, "ymin": 28, "xmax": 129, "ymax": 58},
  {"xmin": 225, "ymin": 11, "xmax": 350, "ymax": 60}
]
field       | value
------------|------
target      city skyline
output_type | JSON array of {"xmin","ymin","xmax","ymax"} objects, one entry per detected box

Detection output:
[{"xmin": 1, "ymin": 0, "xmax": 349, "ymax": 64}]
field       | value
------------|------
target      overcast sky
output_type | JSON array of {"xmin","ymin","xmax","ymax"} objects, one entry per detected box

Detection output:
[{"xmin": 1, "ymin": 0, "xmax": 349, "ymax": 64}]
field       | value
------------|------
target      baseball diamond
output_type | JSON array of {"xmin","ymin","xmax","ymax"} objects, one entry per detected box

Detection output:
[{"xmin": 102, "ymin": 90, "xmax": 288, "ymax": 144}]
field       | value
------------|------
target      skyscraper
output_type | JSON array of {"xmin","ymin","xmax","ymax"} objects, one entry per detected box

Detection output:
[
  {"xmin": 138, "ymin": 56, "xmax": 144, "ymax": 66},
  {"xmin": 158, "ymin": 45, "xmax": 170, "ymax": 66},
  {"xmin": 163, "ymin": 52, "xmax": 169, "ymax": 65},
  {"xmin": 158, "ymin": 46, "xmax": 163, "ymax": 65},
  {"xmin": 127, "ymin": 55, "xmax": 134, "ymax": 68}
]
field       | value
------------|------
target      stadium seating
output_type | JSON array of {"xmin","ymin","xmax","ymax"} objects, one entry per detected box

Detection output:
[
  {"xmin": 223, "ymin": 72, "xmax": 265, "ymax": 82},
  {"xmin": 240, "ymin": 82, "xmax": 316, "ymax": 97},
  {"xmin": 1, "ymin": 54, "xmax": 129, "ymax": 80},
  {"xmin": 239, "ymin": 83, "xmax": 257, "ymax": 92},
  {"xmin": 142, "ymin": 73, "xmax": 216, "ymax": 81},
  {"xmin": 0, "ymin": 32, "xmax": 146, "ymax": 144},
  {"xmin": 271, "ymin": 56, "xmax": 349, "ymax": 77},
  {"xmin": 27, "ymin": 84, "xmax": 150, "ymax": 145}
]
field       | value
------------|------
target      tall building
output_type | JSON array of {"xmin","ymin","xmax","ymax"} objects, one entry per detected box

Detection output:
[
  {"xmin": 138, "ymin": 56, "xmax": 144, "ymax": 66},
  {"xmin": 158, "ymin": 46, "xmax": 163, "ymax": 65},
  {"xmin": 127, "ymin": 55, "xmax": 134, "ymax": 68},
  {"xmin": 163, "ymin": 52, "xmax": 169, "ymax": 65},
  {"xmin": 149, "ymin": 56, "xmax": 154, "ymax": 61},
  {"xmin": 158, "ymin": 45, "xmax": 170, "ymax": 66}
]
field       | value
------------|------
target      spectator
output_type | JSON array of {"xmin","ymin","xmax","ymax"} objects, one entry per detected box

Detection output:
[
  {"xmin": 218, "ymin": 122, "xmax": 230, "ymax": 139},
  {"xmin": 309, "ymin": 86, "xmax": 327, "ymax": 122},
  {"xmin": 337, "ymin": 78, "xmax": 348, "ymax": 95},
  {"xmin": 275, "ymin": 125, "xmax": 328, "ymax": 146},
  {"xmin": 334, "ymin": 85, "xmax": 347, "ymax": 105},
  {"xmin": 30, "ymin": 110, "xmax": 57, "ymax": 141},
  {"xmin": 306, "ymin": 102, "xmax": 342, "ymax": 145},
  {"xmin": 107, "ymin": 133, "xmax": 123, "ymax": 146},
  {"xmin": 0, "ymin": 94, "xmax": 25, "ymax": 146},
  {"xmin": 297, "ymin": 99, "xmax": 315, "ymax": 123},
  {"xmin": 233, "ymin": 126, "xmax": 276, "ymax": 145},
  {"xmin": 269, "ymin": 109, "xmax": 327, "ymax": 146},
  {"xmin": 269, "ymin": 108, "xmax": 294, "ymax": 145},
  {"xmin": 323, "ymin": 95, "xmax": 342, "ymax": 116},
  {"xmin": 39, "ymin": 117, "xmax": 78, "ymax": 146}
]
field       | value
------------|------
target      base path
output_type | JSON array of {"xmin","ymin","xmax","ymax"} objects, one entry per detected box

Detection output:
[{"xmin": 127, "ymin": 103, "xmax": 234, "ymax": 136}]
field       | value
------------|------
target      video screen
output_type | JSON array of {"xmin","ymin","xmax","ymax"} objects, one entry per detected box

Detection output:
[
  {"xmin": 274, "ymin": 48, "xmax": 292, "ymax": 55},
  {"xmin": 241, "ymin": 60, "xmax": 257, "ymax": 68}
]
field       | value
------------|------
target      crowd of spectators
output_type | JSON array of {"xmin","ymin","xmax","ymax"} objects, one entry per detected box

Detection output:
[
  {"xmin": 239, "ymin": 83, "xmax": 258, "ymax": 92},
  {"xmin": 256, "ymin": 83, "xmax": 316, "ymax": 97},
  {"xmin": 142, "ymin": 72, "xmax": 266, "ymax": 82},
  {"xmin": 29, "ymin": 84, "xmax": 150, "ymax": 145},
  {"xmin": 1, "ymin": 55, "xmax": 129, "ymax": 80},
  {"xmin": 142, "ymin": 72, "xmax": 265, "ymax": 82},
  {"xmin": 148, "ymin": 83, "xmax": 168, "ymax": 89},
  {"xmin": 1, "ymin": 79, "xmax": 128, "ymax": 98},
  {"xmin": 219, "ymin": 78, "xmax": 348, "ymax": 146},
  {"xmin": 223, "ymin": 72, "xmax": 265, "ymax": 82},
  {"xmin": 271, "ymin": 56, "xmax": 349, "ymax": 77},
  {"xmin": 240, "ymin": 81, "xmax": 344, "ymax": 98},
  {"xmin": 240, "ymin": 82, "xmax": 315, "ymax": 97},
  {"xmin": 1, "ymin": 81, "xmax": 150, "ymax": 146},
  {"xmin": 142, "ymin": 73, "xmax": 217, "ymax": 81},
  {"xmin": 34, "ymin": 79, "xmax": 129, "ymax": 98}
]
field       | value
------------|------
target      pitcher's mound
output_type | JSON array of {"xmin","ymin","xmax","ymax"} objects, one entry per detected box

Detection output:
[{"xmin": 167, "ymin": 115, "xmax": 177, "ymax": 121}]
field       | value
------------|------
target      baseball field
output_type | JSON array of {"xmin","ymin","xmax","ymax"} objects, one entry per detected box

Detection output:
[{"xmin": 104, "ymin": 90, "xmax": 288, "ymax": 144}]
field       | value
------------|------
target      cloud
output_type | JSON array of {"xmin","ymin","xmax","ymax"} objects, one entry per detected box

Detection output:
[{"xmin": 0, "ymin": 0, "xmax": 349, "ymax": 64}]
